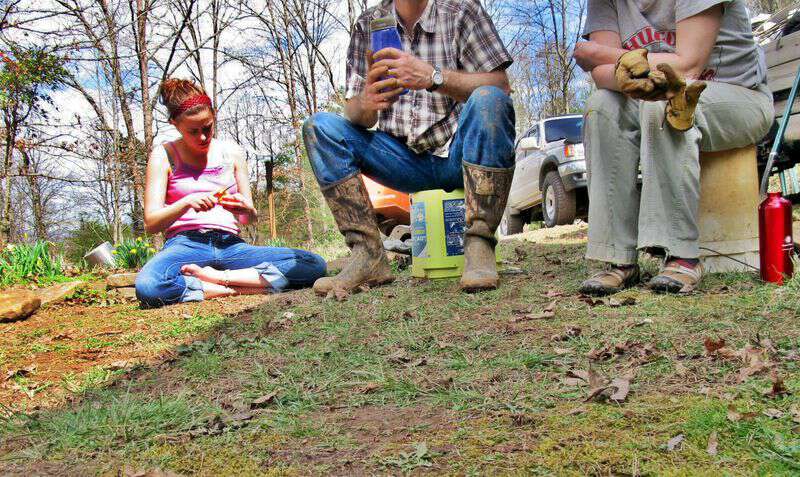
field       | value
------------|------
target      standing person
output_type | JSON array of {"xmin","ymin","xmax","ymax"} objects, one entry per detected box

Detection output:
[
  {"xmin": 572, "ymin": 0, "xmax": 773, "ymax": 295},
  {"xmin": 303, "ymin": 0, "xmax": 516, "ymax": 296},
  {"xmin": 135, "ymin": 78, "xmax": 327, "ymax": 308}
]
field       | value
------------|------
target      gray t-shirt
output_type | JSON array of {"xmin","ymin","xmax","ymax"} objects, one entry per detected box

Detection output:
[{"xmin": 583, "ymin": 0, "xmax": 767, "ymax": 88}]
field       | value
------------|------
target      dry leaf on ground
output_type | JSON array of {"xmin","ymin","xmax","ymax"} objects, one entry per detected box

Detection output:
[
  {"xmin": 737, "ymin": 345, "xmax": 773, "ymax": 382},
  {"xmin": 706, "ymin": 432, "xmax": 719, "ymax": 456},
  {"xmin": 328, "ymin": 288, "xmax": 350, "ymax": 302},
  {"xmin": 763, "ymin": 408, "xmax": 785, "ymax": 419},
  {"xmin": 358, "ymin": 382, "xmax": 381, "ymax": 394},
  {"xmin": 588, "ymin": 341, "xmax": 656, "ymax": 363},
  {"xmin": 790, "ymin": 406, "xmax": 800, "ymax": 424},
  {"xmin": 666, "ymin": 434, "xmax": 685, "ymax": 452},
  {"xmin": 402, "ymin": 310, "xmax": 418, "ymax": 320},
  {"xmin": 573, "ymin": 368, "xmax": 636, "ymax": 403},
  {"xmin": 513, "ymin": 301, "xmax": 557, "ymax": 322},
  {"xmin": 764, "ymin": 372, "xmax": 791, "ymax": 398},
  {"xmin": 579, "ymin": 295, "xmax": 605, "ymax": 307},
  {"xmin": 609, "ymin": 371, "xmax": 636, "ymax": 402},
  {"xmin": 608, "ymin": 297, "xmax": 636, "ymax": 307},
  {"xmin": 704, "ymin": 337, "xmax": 727, "ymax": 354},
  {"xmin": 407, "ymin": 357, "xmax": 427, "ymax": 368},
  {"xmin": 250, "ymin": 391, "xmax": 278, "ymax": 409},
  {"xmin": 106, "ymin": 360, "xmax": 134, "ymax": 371},
  {"xmin": 387, "ymin": 349, "xmax": 411, "ymax": 365},
  {"xmin": 4, "ymin": 364, "xmax": 36, "ymax": 381},
  {"xmin": 727, "ymin": 404, "xmax": 758, "ymax": 422},
  {"xmin": 551, "ymin": 326, "xmax": 582, "ymax": 342},
  {"xmin": 563, "ymin": 369, "xmax": 590, "ymax": 386}
]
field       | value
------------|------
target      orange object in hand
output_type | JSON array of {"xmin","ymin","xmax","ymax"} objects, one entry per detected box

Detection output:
[{"xmin": 213, "ymin": 183, "xmax": 236, "ymax": 201}]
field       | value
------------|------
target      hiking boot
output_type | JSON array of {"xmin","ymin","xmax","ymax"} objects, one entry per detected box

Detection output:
[
  {"xmin": 313, "ymin": 175, "xmax": 394, "ymax": 296},
  {"xmin": 647, "ymin": 259, "xmax": 703, "ymax": 294},
  {"xmin": 460, "ymin": 162, "xmax": 514, "ymax": 293},
  {"xmin": 579, "ymin": 265, "xmax": 641, "ymax": 296}
]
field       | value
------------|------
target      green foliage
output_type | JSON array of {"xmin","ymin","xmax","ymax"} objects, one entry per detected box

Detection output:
[
  {"xmin": 381, "ymin": 442, "xmax": 441, "ymax": 471},
  {"xmin": 113, "ymin": 236, "xmax": 156, "ymax": 270},
  {"xmin": 64, "ymin": 218, "xmax": 115, "ymax": 265},
  {"xmin": 0, "ymin": 241, "xmax": 64, "ymax": 287},
  {"xmin": 0, "ymin": 46, "xmax": 66, "ymax": 116}
]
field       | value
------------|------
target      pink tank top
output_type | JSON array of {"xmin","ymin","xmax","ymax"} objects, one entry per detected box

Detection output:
[{"xmin": 163, "ymin": 139, "xmax": 240, "ymax": 238}]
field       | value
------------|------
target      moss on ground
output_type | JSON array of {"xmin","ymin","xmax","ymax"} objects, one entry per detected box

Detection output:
[{"xmin": 1, "ymin": 231, "xmax": 800, "ymax": 475}]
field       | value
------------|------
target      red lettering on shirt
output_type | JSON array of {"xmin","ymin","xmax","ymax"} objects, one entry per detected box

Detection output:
[
  {"xmin": 698, "ymin": 69, "xmax": 717, "ymax": 81},
  {"xmin": 623, "ymin": 26, "xmax": 676, "ymax": 50}
]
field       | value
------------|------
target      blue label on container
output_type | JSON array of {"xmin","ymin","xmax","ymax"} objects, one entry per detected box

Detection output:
[
  {"xmin": 443, "ymin": 198, "xmax": 466, "ymax": 257},
  {"xmin": 411, "ymin": 201, "xmax": 428, "ymax": 258}
]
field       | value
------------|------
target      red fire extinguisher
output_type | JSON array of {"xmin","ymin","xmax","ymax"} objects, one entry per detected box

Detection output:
[
  {"xmin": 759, "ymin": 192, "xmax": 793, "ymax": 284},
  {"xmin": 759, "ymin": 64, "xmax": 800, "ymax": 285}
]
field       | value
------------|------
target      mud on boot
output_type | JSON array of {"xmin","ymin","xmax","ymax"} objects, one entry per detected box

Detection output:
[
  {"xmin": 460, "ymin": 162, "xmax": 514, "ymax": 293},
  {"xmin": 313, "ymin": 175, "xmax": 395, "ymax": 296}
]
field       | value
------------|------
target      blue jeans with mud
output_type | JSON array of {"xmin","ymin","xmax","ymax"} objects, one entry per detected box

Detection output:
[
  {"xmin": 302, "ymin": 86, "xmax": 516, "ymax": 191},
  {"xmin": 134, "ymin": 230, "xmax": 327, "ymax": 308}
]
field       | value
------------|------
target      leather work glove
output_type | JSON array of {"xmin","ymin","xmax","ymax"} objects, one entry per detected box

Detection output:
[
  {"xmin": 657, "ymin": 63, "xmax": 707, "ymax": 131},
  {"xmin": 615, "ymin": 49, "xmax": 669, "ymax": 100}
]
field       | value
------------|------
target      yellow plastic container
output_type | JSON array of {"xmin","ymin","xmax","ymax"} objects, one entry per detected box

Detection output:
[{"xmin": 411, "ymin": 189, "xmax": 467, "ymax": 279}]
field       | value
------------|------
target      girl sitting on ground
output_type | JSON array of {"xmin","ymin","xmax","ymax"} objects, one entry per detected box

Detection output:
[{"xmin": 135, "ymin": 78, "xmax": 327, "ymax": 308}]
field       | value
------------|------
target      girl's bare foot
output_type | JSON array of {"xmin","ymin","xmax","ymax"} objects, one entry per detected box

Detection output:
[
  {"xmin": 181, "ymin": 264, "xmax": 223, "ymax": 284},
  {"xmin": 200, "ymin": 281, "xmax": 236, "ymax": 299}
]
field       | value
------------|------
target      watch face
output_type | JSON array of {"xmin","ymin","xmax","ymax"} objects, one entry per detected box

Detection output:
[{"xmin": 433, "ymin": 70, "xmax": 444, "ymax": 85}]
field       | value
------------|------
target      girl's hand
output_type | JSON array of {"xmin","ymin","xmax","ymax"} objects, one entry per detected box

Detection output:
[
  {"xmin": 182, "ymin": 192, "xmax": 217, "ymax": 212},
  {"xmin": 218, "ymin": 193, "xmax": 255, "ymax": 215}
]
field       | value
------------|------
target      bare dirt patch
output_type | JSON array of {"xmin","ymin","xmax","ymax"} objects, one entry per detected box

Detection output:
[{"xmin": 0, "ymin": 291, "xmax": 307, "ymax": 410}]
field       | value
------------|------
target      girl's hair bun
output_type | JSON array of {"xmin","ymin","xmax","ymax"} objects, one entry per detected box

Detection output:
[{"xmin": 159, "ymin": 78, "xmax": 212, "ymax": 119}]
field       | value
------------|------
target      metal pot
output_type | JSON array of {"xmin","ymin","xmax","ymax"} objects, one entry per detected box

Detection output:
[{"xmin": 83, "ymin": 241, "xmax": 116, "ymax": 268}]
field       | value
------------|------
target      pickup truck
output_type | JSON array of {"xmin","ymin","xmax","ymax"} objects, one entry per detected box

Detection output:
[
  {"xmin": 755, "ymin": 4, "xmax": 800, "ymax": 176},
  {"xmin": 500, "ymin": 114, "xmax": 588, "ymax": 235}
]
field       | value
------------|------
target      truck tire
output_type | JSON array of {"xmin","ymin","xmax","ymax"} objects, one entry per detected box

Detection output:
[
  {"xmin": 499, "ymin": 208, "xmax": 525, "ymax": 237},
  {"xmin": 542, "ymin": 171, "xmax": 576, "ymax": 228}
]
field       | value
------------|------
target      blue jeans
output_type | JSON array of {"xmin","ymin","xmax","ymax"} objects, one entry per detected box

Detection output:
[
  {"xmin": 302, "ymin": 86, "xmax": 516, "ymax": 192},
  {"xmin": 135, "ymin": 230, "xmax": 327, "ymax": 308}
]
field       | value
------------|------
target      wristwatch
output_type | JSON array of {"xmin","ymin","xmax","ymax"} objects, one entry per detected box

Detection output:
[{"xmin": 426, "ymin": 66, "xmax": 444, "ymax": 92}]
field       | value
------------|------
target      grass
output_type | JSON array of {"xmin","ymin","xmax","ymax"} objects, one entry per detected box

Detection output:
[
  {"xmin": 1, "ymin": 231, "xmax": 800, "ymax": 475},
  {"xmin": 2, "ymin": 389, "xmax": 215, "ymax": 457},
  {"xmin": 0, "ymin": 241, "xmax": 65, "ymax": 287}
]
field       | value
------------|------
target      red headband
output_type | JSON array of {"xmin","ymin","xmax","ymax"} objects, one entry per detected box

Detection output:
[{"xmin": 172, "ymin": 94, "xmax": 212, "ymax": 118}]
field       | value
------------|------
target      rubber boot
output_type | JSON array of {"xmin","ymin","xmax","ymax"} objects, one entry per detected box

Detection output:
[
  {"xmin": 460, "ymin": 162, "xmax": 514, "ymax": 292},
  {"xmin": 313, "ymin": 175, "xmax": 394, "ymax": 296}
]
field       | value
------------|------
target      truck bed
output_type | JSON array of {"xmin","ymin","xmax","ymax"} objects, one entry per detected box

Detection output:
[{"xmin": 764, "ymin": 29, "xmax": 800, "ymax": 141}]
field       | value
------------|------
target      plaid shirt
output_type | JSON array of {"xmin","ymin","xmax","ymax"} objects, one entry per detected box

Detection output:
[{"xmin": 345, "ymin": 0, "xmax": 513, "ymax": 156}]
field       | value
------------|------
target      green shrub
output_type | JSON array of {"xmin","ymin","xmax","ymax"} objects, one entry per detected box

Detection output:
[
  {"xmin": 0, "ymin": 241, "xmax": 64, "ymax": 287},
  {"xmin": 114, "ymin": 236, "xmax": 156, "ymax": 270},
  {"xmin": 64, "ymin": 218, "xmax": 114, "ymax": 265}
]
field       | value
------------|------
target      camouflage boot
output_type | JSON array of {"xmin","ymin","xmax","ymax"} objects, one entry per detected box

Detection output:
[
  {"xmin": 460, "ymin": 163, "xmax": 515, "ymax": 292},
  {"xmin": 313, "ymin": 175, "xmax": 394, "ymax": 296}
]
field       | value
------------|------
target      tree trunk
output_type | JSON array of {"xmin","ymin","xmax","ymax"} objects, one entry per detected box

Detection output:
[
  {"xmin": 100, "ymin": 0, "xmax": 144, "ymax": 235},
  {"xmin": 0, "ymin": 111, "xmax": 17, "ymax": 246}
]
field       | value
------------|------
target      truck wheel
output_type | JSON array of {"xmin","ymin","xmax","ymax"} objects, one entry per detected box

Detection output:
[
  {"xmin": 542, "ymin": 171, "xmax": 576, "ymax": 228},
  {"xmin": 499, "ymin": 208, "xmax": 524, "ymax": 237}
]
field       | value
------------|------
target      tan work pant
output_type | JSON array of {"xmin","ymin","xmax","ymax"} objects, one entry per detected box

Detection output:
[{"xmin": 584, "ymin": 82, "xmax": 773, "ymax": 264}]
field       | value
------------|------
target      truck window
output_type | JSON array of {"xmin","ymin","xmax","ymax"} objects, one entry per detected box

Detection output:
[
  {"xmin": 544, "ymin": 117, "xmax": 583, "ymax": 143},
  {"xmin": 515, "ymin": 126, "xmax": 540, "ymax": 149}
]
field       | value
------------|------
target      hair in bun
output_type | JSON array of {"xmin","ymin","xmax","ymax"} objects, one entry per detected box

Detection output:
[{"xmin": 159, "ymin": 78, "xmax": 213, "ymax": 119}]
